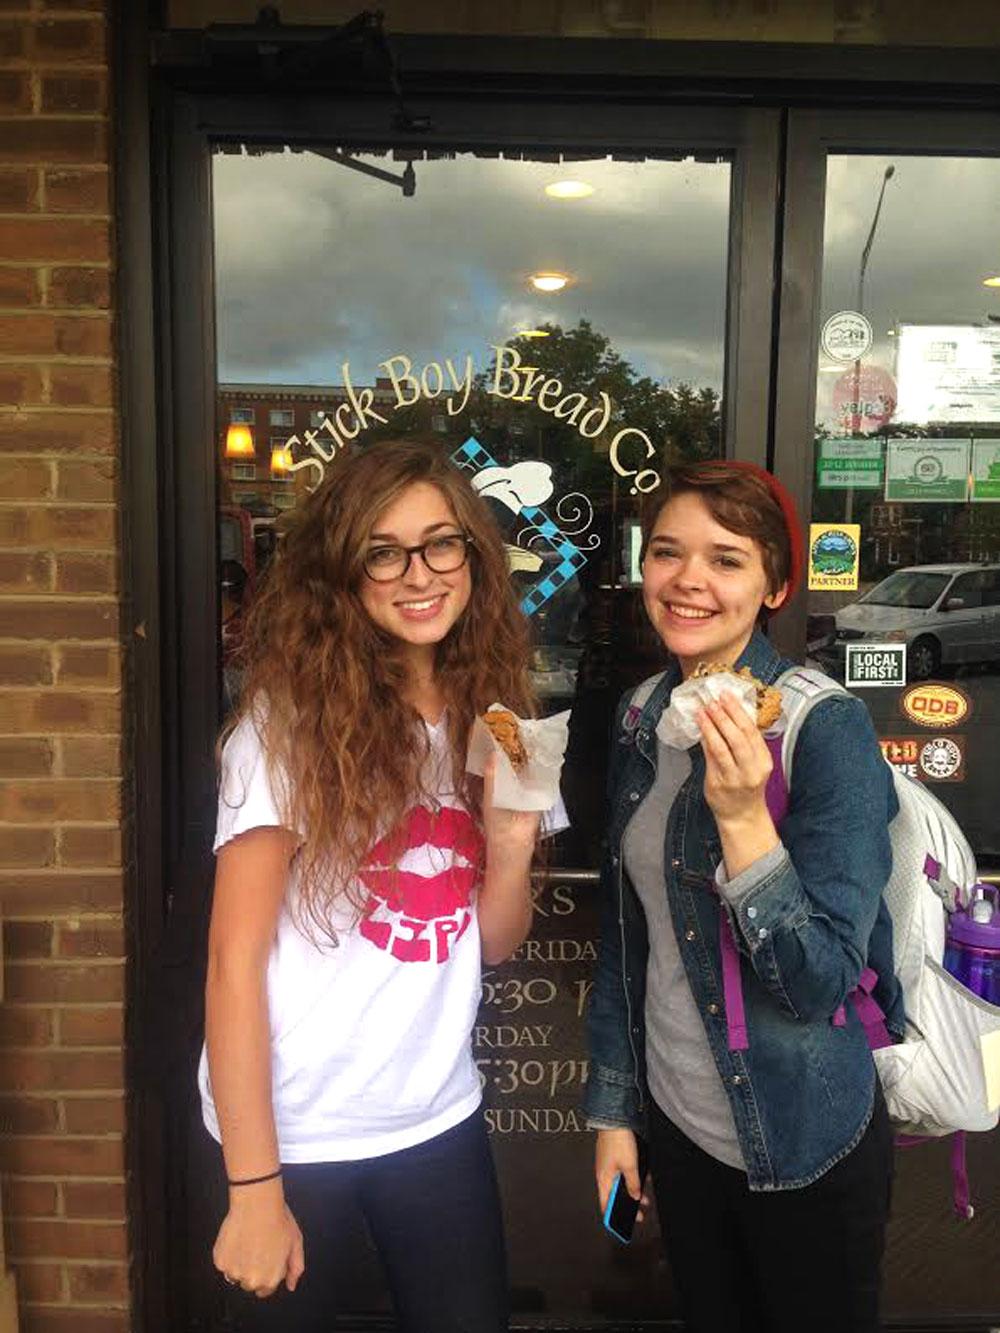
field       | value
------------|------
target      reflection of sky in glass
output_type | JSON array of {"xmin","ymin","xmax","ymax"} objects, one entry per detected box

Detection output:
[
  {"xmin": 817, "ymin": 154, "xmax": 1000, "ymax": 429},
  {"xmin": 213, "ymin": 151, "xmax": 730, "ymax": 390}
]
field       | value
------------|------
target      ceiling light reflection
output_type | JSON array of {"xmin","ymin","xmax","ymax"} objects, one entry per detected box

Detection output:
[
  {"xmin": 544, "ymin": 180, "xmax": 595, "ymax": 199},
  {"xmin": 529, "ymin": 272, "xmax": 569, "ymax": 293}
]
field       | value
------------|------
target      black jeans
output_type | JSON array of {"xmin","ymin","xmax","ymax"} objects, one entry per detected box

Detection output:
[
  {"xmin": 648, "ymin": 1087, "xmax": 894, "ymax": 1333},
  {"xmin": 221, "ymin": 1110, "xmax": 507, "ymax": 1333}
]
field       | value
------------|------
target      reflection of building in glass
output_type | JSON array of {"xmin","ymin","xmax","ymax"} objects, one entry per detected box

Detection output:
[{"xmin": 218, "ymin": 379, "xmax": 397, "ymax": 509}]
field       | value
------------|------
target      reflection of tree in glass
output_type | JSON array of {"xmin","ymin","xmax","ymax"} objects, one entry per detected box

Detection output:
[{"xmin": 472, "ymin": 320, "xmax": 721, "ymax": 494}]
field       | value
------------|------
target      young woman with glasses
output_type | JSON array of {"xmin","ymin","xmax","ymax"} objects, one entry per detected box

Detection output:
[{"xmin": 201, "ymin": 439, "xmax": 563, "ymax": 1331}]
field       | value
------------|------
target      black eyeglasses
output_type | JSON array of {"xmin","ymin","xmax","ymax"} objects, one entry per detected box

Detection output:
[{"xmin": 362, "ymin": 532, "xmax": 474, "ymax": 583}]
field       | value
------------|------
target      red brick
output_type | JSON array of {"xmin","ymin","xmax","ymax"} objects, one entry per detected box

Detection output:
[
  {"xmin": 0, "ymin": 71, "xmax": 31, "ymax": 113},
  {"xmin": 67, "ymin": 1261, "xmax": 127, "ymax": 1303},
  {"xmin": 43, "ymin": 167, "xmax": 108, "ymax": 214},
  {"xmin": 0, "ymin": 365, "xmax": 45, "ymax": 405},
  {"xmin": 0, "ymin": 217, "xmax": 109, "ymax": 264},
  {"xmin": 0, "ymin": 599, "xmax": 117, "ymax": 639},
  {"xmin": 3, "ymin": 1179, "xmax": 59, "ymax": 1217},
  {"xmin": 0, "ymin": 870, "xmax": 122, "ymax": 912},
  {"xmin": 6, "ymin": 1216, "xmax": 126, "ymax": 1261},
  {"xmin": 0, "ymin": 312, "xmax": 109, "ymax": 358},
  {"xmin": 55, "ymin": 644, "xmax": 118, "ymax": 687},
  {"xmin": 62, "ymin": 1180, "xmax": 123, "ymax": 1219},
  {"xmin": 49, "ymin": 364, "xmax": 111, "ymax": 408},
  {"xmin": 52, "ymin": 551, "xmax": 116, "ymax": 593},
  {"xmin": 31, "ymin": 17, "xmax": 106, "ymax": 63},
  {"xmin": 0, "ymin": 737, "xmax": 54, "ymax": 777},
  {"xmin": 0, "ymin": 642, "xmax": 53, "ymax": 682},
  {"xmin": 0, "ymin": 1006, "xmax": 54, "ymax": 1045},
  {"xmin": 0, "ymin": 778, "xmax": 119, "ymax": 822},
  {"xmin": 0, "ymin": 552, "xmax": 53, "ymax": 594},
  {"xmin": 47, "ymin": 266, "xmax": 108, "ymax": 308},
  {"xmin": 2, "ymin": 962, "xmax": 123, "ymax": 1003},
  {"xmin": 0, "ymin": 266, "xmax": 42, "ymax": 305},
  {"xmin": 0, "ymin": 504, "xmax": 116, "ymax": 549},
  {"xmin": 54, "ymin": 459, "xmax": 113, "ymax": 503},
  {"xmin": 0, "ymin": 693, "xmax": 119, "ymax": 735},
  {"xmin": 59, "ymin": 1006, "xmax": 122, "ymax": 1046},
  {"xmin": 13, "ymin": 1262, "xmax": 64, "ymax": 1303},
  {"xmin": 0, "ymin": 827, "xmax": 56, "ymax": 867},
  {"xmin": 41, "ymin": 74, "xmax": 106, "ymax": 116},
  {"xmin": 1, "ymin": 1048, "xmax": 121, "ymax": 1092},
  {"xmin": 0, "ymin": 456, "xmax": 53, "ymax": 499},
  {"xmin": 56, "ymin": 916, "xmax": 121, "ymax": 955},
  {"xmin": 3, "ymin": 920, "xmax": 53, "ymax": 957},
  {"xmin": 0, "ymin": 1094, "xmax": 59, "ymax": 1134},
  {"xmin": 0, "ymin": 119, "xmax": 106, "ymax": 164},
  {"xmin": 21, "ymin": 1309, "xmax": 129, "ymax": 1333},
  {"xmin": 61, "ymin": 1095, "xmax": 122, "ymax": 1135},
  {"xmin": 57, "ymin": 826, "xmax": 119, "ymax": 867},
  {"xmin": 0, "ymin": 167, "xmax": 36, "ymax": 209},
  {"xmin": 56, "ymin": 736, "xmax": 118, "ymax": 779},
  {"xmin": 0, "ymin": 409, "xmax": 115, "ymax": 456}
]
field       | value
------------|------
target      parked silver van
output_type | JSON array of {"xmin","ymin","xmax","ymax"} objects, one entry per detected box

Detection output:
[{"xmin": 817, "ymin": 563, "xmax": 1000, "ymax": 681}]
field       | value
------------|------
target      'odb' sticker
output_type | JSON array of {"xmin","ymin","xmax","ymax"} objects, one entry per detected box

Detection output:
[{"xmin": 900, "ymin": 683, "xmax": 971, "ymax": 729}]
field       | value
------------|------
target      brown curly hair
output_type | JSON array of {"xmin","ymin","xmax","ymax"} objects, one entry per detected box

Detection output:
[{"xmin": 225, "ymin": 439, "xmax": 536, "ymax": 941}]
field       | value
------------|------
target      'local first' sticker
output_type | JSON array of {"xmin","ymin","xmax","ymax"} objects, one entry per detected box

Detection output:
[{"xmin": 846, "ymin": 643, "xmax": 906, "ymax": 688}]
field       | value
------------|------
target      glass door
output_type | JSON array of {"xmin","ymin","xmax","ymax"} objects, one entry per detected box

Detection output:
[
  {"xmin": 776, "ymin": 110, "xmax": 1000, "ymax": 1324},
  {"xmin": 157, "ymin": 93, "xmax": 781, "ymax": 1330},
  {"xmin": 213, "ymin": 140, "xmax": 733, "ymax": 1327}
]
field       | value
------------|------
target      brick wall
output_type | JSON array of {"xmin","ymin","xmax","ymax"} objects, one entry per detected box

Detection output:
[{"xmin": 0, "ymin": 4, "xmax": 127, "ymax": 1332}]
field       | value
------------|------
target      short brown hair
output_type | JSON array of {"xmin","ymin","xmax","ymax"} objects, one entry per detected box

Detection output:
[{"xmin": 640, "ymin": 461, "xmax": 793, "ymax": 599}]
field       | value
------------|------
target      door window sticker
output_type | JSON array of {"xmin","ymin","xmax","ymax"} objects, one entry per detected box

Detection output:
[
  {"xmin": 917, "ymin": 736, "xmax": 966, "ymax": 783},
  {"xmin": 808, "ymin": 523, "xmax": 860, "ymax": 591},
  {"xmin": 451, "ymin": 437, "xmax": 595, "ymax": 617},
  {"xmin": 900, "ymin": 682, "xmax": 972, "ymax": 729},
  {"xmin": 885, "ymin": 438, "xmax": 971, "ymax": 503},
  {"xmin": 971, "ymin": 439, "xmax": 1000, "ymax": 501},
  {"xmin": 821, "ymin": 311, "xmax": 873, "ymax": 363},
  {"xmin": 845, "ymin": 642, "xmax": 906, "ymax": 688}
]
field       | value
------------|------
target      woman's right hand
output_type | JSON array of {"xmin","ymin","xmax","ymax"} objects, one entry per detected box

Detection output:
[
  {"xmin": 213, "ymin": 1178, "xmax": 305, "ymax": 1298},
  {"xmin": 595, "ymin": 1127, "xmax": 647, "ymax": 1220}
]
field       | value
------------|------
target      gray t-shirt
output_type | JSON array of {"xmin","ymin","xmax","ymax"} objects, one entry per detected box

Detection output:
[{"xmin": 623, "ymin": 741, "xmax": 745, "ymax": 1171}]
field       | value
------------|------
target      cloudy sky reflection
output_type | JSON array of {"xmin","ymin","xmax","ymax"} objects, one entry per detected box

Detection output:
[
  {"xmin": 212, "ymin": 150, "xmax": 731, "ymax": 390},
  {"xmin": 817, "ymin": 154, "xmax": 1000, "ymax": 426}
]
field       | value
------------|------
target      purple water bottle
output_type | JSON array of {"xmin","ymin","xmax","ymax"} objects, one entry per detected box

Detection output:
[{"xmin": 944, "ymin": 883, "xmax": 1000, "ymax": 1006}]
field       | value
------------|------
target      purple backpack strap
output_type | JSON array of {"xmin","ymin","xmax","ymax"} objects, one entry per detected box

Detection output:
[{"xmin": 719, "ymin": 728, "xmax": 889, "ymax": 1054}]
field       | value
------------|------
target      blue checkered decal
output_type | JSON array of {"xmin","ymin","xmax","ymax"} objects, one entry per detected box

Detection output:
[{"xmin": 451, "ymin": 437, "xmax": 590, "ymax": 617}]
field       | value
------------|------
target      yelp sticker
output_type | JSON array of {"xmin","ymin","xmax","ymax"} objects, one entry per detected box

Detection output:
[{"xmin": 900, "ymin": 683, "xmax": 971, "ymax": 730}]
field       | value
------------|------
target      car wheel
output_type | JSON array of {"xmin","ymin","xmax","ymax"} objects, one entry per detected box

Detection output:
[{"xmin": 909, "ymin": 636, "xmax": 940, "ymax": 681}]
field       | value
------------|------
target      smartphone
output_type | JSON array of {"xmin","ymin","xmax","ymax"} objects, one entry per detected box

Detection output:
[{"xmin": 601, "ymin": 1138, "xmax": 649, "ymax": 1245}]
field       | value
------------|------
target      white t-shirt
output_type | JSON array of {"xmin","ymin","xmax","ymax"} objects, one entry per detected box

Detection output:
[{"xmin": 199, "ymin": 712, "xmax": 565, "ymax": 1163}]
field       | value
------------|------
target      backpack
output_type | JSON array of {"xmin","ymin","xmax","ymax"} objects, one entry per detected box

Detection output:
[
  {"xmin": 626, "ymin": 665, "xmax": 1000, "ymax": 1214},
  {"xmin": 774, "ymin": 668, "xmax": 1000, "ymax": 1148}
]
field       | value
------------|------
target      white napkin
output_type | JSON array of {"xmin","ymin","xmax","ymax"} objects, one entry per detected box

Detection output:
[
  {"xmin": 656, "ymin": 672, "xmax": 758, "ymax": 749},
  {"xmin": 466, "ymin": 704, "xmax": 570, "ymax": 811}
]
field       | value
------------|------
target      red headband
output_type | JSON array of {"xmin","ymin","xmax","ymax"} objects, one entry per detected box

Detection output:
[{"xmin": 700, "ymin": 460, "xmax": 804, "ymax": 613}]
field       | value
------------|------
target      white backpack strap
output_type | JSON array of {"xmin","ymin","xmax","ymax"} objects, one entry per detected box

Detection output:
[
  {"xmin": 776, "ymin": 666, "xmax": 849, "ymax": 786},
  {"xmin": 621, "ymin": 671, "xmax": 668, "ymax": 734}
]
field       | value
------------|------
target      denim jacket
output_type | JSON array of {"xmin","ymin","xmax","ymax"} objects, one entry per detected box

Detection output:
[{"xmin": 584, "ymin": 629, "xmax": 903, "ymax": 1191}]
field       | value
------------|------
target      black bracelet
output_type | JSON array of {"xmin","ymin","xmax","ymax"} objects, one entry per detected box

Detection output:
[{"xmin": 227, "ymin": 1167, "xmax": 282, "ymax": 1187}]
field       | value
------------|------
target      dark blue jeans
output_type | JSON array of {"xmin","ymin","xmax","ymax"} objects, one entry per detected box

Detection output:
[
  {"xmin": 223, "ymin": 1110, "xmax": 507, "ymax": 1333},
  {"xmin": 648, "ymin": 1085, "xmax": 894, "ymax": 1333}
]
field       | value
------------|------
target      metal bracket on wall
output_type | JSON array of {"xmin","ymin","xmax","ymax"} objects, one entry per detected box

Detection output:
[{"xmin": 193, "ymin": 7, "xmax": 432, "ymax": 136}]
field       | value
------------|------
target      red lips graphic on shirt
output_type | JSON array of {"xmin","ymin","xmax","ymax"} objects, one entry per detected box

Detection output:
[{"xmin": 358, "ymin": 805, "xmax": 484, "ymax": 964}]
